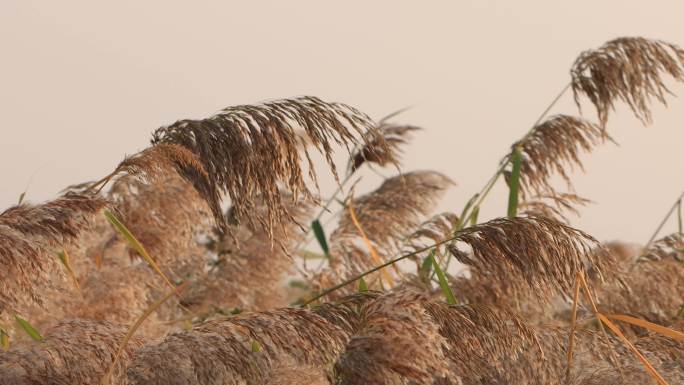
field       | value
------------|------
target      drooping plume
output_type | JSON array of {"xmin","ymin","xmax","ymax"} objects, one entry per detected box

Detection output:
[
  {"xmin": 350, "ymin": 122, "xmax": 421, "ymax": 172},
  {"xmin": 449, "ymin": 216, "xmax": 612, "ymax": 301},
  {"xmin": 0, "ymin": 193, "xmax": 107, "ymax": 311},
  {"xmin": 150, "ymin": 96, "xmax": 384, "ymax": 237},
  {"xmin": 0, "ymin": 319, "xmax": 144, "ymax": 385},
  {"xmin": 511, "ymin": 115, "xmax": 609, "ymax": 198},
  {"xmin": 571, "ymin": 37, "xmax": 684, "ymax": 125}
]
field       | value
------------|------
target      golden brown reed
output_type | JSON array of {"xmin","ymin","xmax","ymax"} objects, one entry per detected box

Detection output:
[
  {"xmin": 332, "ymin": 171, "xmax": 454, "ymax": 254},
  {"xmin": 124, "ymin": 308, "xmax": 349, "ymax": 385},
  {"xmin": 311, "ymin": 171, "xmax": 453, "ymax": 296},
  {"xmin": 589, "ymin": 240, "xmax": 684, "ymax": 325},
  {"xmin": 449, "ymin": 216, "xmax": 612, "ymax": 302},
  {"xmin": 150, "ymin": 96, "xmax": 385, "ymax": 238},
  {"xmin": 0, "ymin": 319, "xmax": 144, "ymax": 385},
  {"xmin": 0, "ymin": 193, "xmax": 107, "ymax": 311},
  {"xmin": 334, "ymin": 291, "xmax": 452, "ymax": 385},
  {"xmin": 512, "ymin": 115, "xmax": 609, "ymax": 199},
  {"xmin": 349, "ymin": 122, "xmax": 421, "ymax": 172},
  {"xmin": 182, "ymin": 191, "xmax": 312, "ymax": 313},
  {"xmin": 571, "ymin": 37, "xmax": 684, "ymax": 126},
  {"xmin": 106, "ymin": 173, "xmax": 211, "ymax": 274},
  {"xmin": 519, "ymin": 193, "xmax": 592, "ymax": 224}
]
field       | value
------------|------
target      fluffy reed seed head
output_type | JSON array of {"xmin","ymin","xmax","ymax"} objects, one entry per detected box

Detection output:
[
  {"xmin": 571, "ymin": 37, "xmax": 684, "ymax": 126},
  {"xmin": 0, "ymin": 319, "xmax": 144, "ymax": 385},
  {"xmin": 511, "ymin": 115, "xmax": 609, "ymax": 199},
  {"xmin": 449, "ymin": 215, "xmax": 611, "ymax": 302},
  {"xmin": 0, "ymin": 193, "xmax": 107, "ymax": 311},
  {"xmin": 350, "ymin": 122, "xmax": 421, "ymax": 172},
  {"xmin": 150, "ymin": 96, "xmax": 385, "ymax": 238}
]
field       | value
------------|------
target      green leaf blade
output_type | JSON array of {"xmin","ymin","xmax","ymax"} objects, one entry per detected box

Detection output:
[
  {"xmin": 430, "ymin": 252, "xmax": 457, "ymax": 305},
  {"xmin": 507, "ymin": 148, "xmax": 522, "ymax": 218},
  {"xmin": 14, "ymin": 315, "xmax": 43, "ymax": 342},
  {"xmin": 311, "ymin": 219, "xmax": 330, "ymax": 258},
  {"xmin": 358, "ymin": 277, "xmax": 368, "ymax": 292}
]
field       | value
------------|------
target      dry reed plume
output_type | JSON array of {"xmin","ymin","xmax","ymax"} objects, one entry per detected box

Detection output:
[
  {"xmin": 571, "ymin": 37, "xmax": 684, "ymax": 126},
  {"xmin": 3, "ymin": 36, "xmax": 684, "ymax": 385}
]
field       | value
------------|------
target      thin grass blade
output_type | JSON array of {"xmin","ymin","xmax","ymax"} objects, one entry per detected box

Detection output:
[
  {"xmin": 101, "ymin": 282, "xmax": 188, "ymax": 385},
  {"xmin": 597, "ymin": 313, "xmax": 668, "ymax": 385},
  {"xmin": 104, "ymin": 210, "xmax": 175, "ymax": 290},
  {"xmin": 57, "ymin": 249, "xmax": 81, "ymax": 291},
  {"xmin": 1, "ymin": 328, "xmax": 9, "ymax": 351},
  {"xmin": 507, "ymin": 148, "xmax": 522, "ymax": 218},
  {"xmin": 430, "ymin": 251, "xmax": 456, "ymax": 305},
  {"xmin": 608, "ymin": 314, "xmax": 684, "ymax": 342},
  {"xmin": 14, "ymin": 315, "xmax": 43, "ymax": 342},
  {"xmin": 311, "ymin": 219, "xmax": 330, "ymax": 258},
  {"xmin": 358, "ymin": 277, "xmax": 368, "ymax": 292}
]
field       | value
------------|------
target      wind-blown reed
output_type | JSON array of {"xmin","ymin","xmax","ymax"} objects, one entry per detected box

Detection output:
[{"xmin": 571, "ymin": 37, "xmax": 684, "ymax": 126}]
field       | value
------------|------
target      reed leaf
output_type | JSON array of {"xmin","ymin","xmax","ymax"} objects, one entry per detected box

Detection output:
[
  {"xmin": 507, "ymin": 148, "xmax": 522, "ymax": 217},
  {"xmin": 103, "ymin": 210, "xmax": 174, "ymax": 291},
  {"xmin": 14, "ymin": 315, "xmax": 42, "ymax": 342},
  {"xmin": 311, "ymin": 219, "xmax": 330, "ymax": 258},
  {"xmin": 430, "ymin": 251, "xmax": 456, "ymax": 305}
]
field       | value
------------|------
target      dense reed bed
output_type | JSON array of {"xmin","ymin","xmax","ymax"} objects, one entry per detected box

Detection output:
[{"xmin": 1, "ymin": 36, "xmax": 684, "ymax": 384}]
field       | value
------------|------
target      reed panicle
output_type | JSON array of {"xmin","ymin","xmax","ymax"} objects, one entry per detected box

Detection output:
[
  {"xmin": 350, "ymin": 122, "xmax": 421, "ymax": 172},
  {"xmin": 512, "ymin": 115, "xmax": 609, "ymax": 198},
  {"xmin": 0, "ymin": 193, "xmax": 107, "ymax": 311},
  {"xmin": 125, "ymin": 308, "xmax": 349, "ymax": 385},
  {"xmin": 150, "ymin": 96, "xmax": 383, "ymax": 237},
  {"xmin": 334, "ymin": 291, "xmax": 453, "ymax": 385},
  {"xmin": 519, "ymin": 193, "xmax": 592, "ymax": 223},
  {"xmin": 332, "ymin": 171, "xmax": 454, "ymax": 253},
  {"xmin": 449, "ymin": 216, "xmax": 612, "ymax": 302},
  {"xmin": 0, "ymin": 319, "xmax": 144, "ymax": 385},
  {"xmin": 311, "ymin": 171, "xmax": 453, "ymax": 296},
  {"xmin": 571, "ymin": 37, "xmax": 684, "ymax": 126},
  {"xmin": 106, "ymin": 174, "xmax": 210, "ymax": 272},
  {"xmin": 183, "ymin": 191, "xmax": 312, "ymax": 313}
]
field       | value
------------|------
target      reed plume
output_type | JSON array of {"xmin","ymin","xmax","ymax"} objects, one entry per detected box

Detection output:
[
  {"xmin": 571, "ymin": 37, "xmax": 684, "ymax": 126},
  {"xmin": 182, "ymin": 191, "xmax": 312, "ymax": 313},
  {"xmin": 334, "ymin": 291, "xmax": 453, "ymax": 385},
  {"xmin": 332, "ymin": 171, "xmax": 454, "ymax": 253},
  {"xmin": 125, "ymin": 308, "xmax": 349, "ymax": 385},
  {"xmin": 150, "ymin": 96, "xmax": 383, "ymax": 237},
  {"xmin": 0, "ymin": 319, "xmax": 144, "ymax": 385},
  {"xmin": 106, "ymin": 173, "xmax": 211, "ymax": 273},
  {"xmin": 589, "ymin": 243, "xmax": 684, "ymax": 325},
  {"xmin": 519, "ymin": 193, "xmax": 592, "ymax": 223},
  {"xmin": 449, "ymin": 216, "xmax": 611, "ymax": 302},
  {"xmin": 350, "ymin": 122, "xmax": 420, "ymax": 172},
  {"xmin": 0, "ymin": 193, "xmax": 107, "ymax": 311},
  {"xmin": 512, "ymin": 115, "xmax": 609, "ymax": 198},
  {"xmin": 311, "ymin": 171, "xmax": 453, "ymax": 296}
]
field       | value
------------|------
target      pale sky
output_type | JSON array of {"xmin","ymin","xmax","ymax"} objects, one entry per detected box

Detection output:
[{"xmin": 1, "ymin": 1, "xmax": 683, "ymax": 243}]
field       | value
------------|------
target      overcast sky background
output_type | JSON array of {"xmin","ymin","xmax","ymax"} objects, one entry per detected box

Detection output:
[{"xmin": 1, "ymin": 1, "xmax": 683, "ymax": 244}]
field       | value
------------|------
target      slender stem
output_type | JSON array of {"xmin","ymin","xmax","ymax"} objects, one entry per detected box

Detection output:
[
  {"xmin": 644, "ymin": 189, "xmax": 684, "ymax": 250},
  {"xmin": 459, "ymin": 82, "xmax": 572, "ymax": 228},
  {"xmin": 302, "ymin": 233, "xmax": 462, "ymax": 306},
  {"xmin": 305, "ymin": 83, "xmax": 573, "ymax": 301}
]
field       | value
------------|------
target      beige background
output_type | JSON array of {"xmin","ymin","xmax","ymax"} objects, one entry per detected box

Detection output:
[{"xmin": 1, "ymin": 1, "xmax": 683, "ymax": 243}]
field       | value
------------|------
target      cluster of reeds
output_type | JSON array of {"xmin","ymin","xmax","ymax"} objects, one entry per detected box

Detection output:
[{"xmin": 1, "ymin": 37, "xmax": 684, "ymax": 385}]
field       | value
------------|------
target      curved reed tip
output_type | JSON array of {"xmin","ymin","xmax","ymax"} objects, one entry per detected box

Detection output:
[
  {"xmin": 350, "ymin": 122, "xmax": 421, "ymax": 172},
  {"xmin": 0, "ymin": 319, "xmax": 144, "ymax": 385},
  {"xmin": 0, "ymin": 193, "xmax": 107, "ymax": 311},
  {"xmin": 450, "ymin": 215, "xmax": 606, "ymax": 301},
  {"xmin": 519, "ymin": 192, "xmax": 592, "ymax": 223},
  {"xmin": 571, "ymin": 37, "xmax": 684, "ymax": 126},
  {"xmin": 148, "ymin": 96, "xmax": 384, "ymax": 239},
  {"xmin": 333, "ymin": 170, "xmax": 454, "ymax": 251},
  {"xmin": 513, "ymin": 115, "xmax": 609, "ymax": 198}
]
